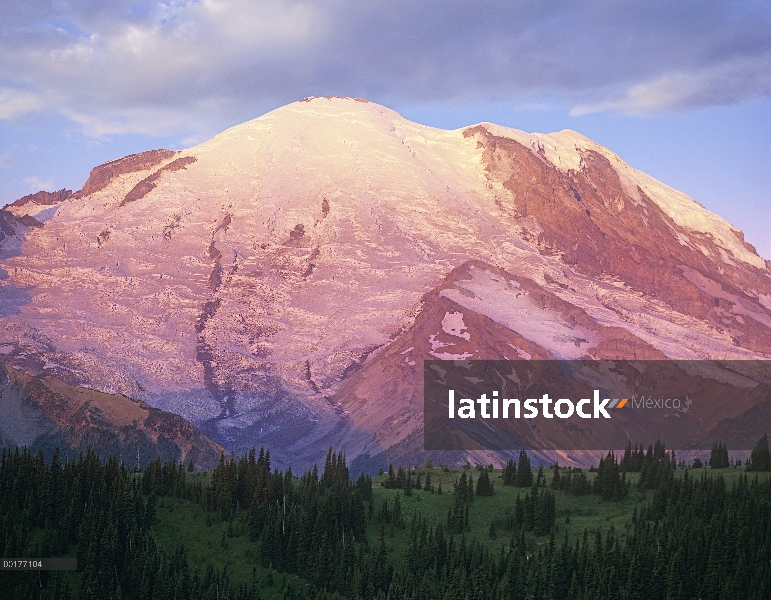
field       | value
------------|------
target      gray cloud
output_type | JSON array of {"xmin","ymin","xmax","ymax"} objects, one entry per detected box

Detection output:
[
  {"xmin": 1, "ymin": 0, "xmax": 769, "ymax": 137},
  {"xmin": 572, "ymin": 53, "xmax": 771, "ymax": 115}
]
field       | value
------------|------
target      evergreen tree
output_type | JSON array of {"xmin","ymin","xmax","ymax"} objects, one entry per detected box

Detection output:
[
  {"xmin": 551, "ymin": 463, "xmax": 561, "ymax": 490},
  {"xmin": 502, "ymin": 459, "xmax": 517, "ymax": 485},
  {"xmin": 515, "ymin": 450, "xmax": 533, "ymax": 488},
  {"xmin": 392, "ymin": 492, "xmax": 403, "ymax": 528},
  {"xmin": 746, "ymin": 433, "xmax": 769, "ymax": 471},
  {"xmin": 535, "ymin": 464, "xmax": 544, "ymax": 487},
  {"xmin": 709, "ymin": 441, "xmax": 729, "ymax": 469},
  {"xmin": 475, "ymin": 468, "xmax": 494, "ymax": 496},
  {"xmin": 595, "ymin": 451, "xmax": 627, "ymax": 501},
  {"xmin": 403, "ymin": 470, "xmax": 412, "ymax": 496}
]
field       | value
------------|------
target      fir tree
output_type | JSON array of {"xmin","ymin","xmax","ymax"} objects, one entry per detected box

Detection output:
[
  {"xmin": 502, "ymin": 459, "xmax": 516, "ymax": 485},
  {"xmin": 392, "ymin": 492, "xmax": 403, "ymax": 528},
  {"xmin": 709, "ymin": 441, "xmax": 729, "ymax": 469},
  {"xmin": 551, "ymin": 463, "xmax": 561, "ymax": 490},
  {"xmin": 746, "ymin": 433, "xmax": 769, "ymax": 471},
  {"xmin": 595, "ymin": 451, "xmax": 626, "ymax": 501},
  {"xmin": 475, "ymin": 468, "xmax": 494, "ymax": 496},
  {"xmin": 515, "ymin": 450, "xmax": 533, "ymax": 488}
]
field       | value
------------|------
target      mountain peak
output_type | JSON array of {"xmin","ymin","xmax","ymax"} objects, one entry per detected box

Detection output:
[{"xmin": 1, "ymin": 99, "xmax": 769, "ymax": 469}]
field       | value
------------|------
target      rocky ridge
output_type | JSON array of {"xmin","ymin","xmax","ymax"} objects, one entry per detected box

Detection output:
[{"xmin": 0, "ymin": 362, "xmax": 224, "ymax": 469}]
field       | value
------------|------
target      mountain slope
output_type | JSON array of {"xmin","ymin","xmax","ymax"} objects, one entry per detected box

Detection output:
[
  {"xmin": 338, "ymin": 261, "xmax": 771, "ymax": 472},
  {"xmin": 0, "ymin": 362, "xmax": 224, "ymax": 468},
  {"xmin": 1, "ymin": 96, "xmax": 769, "ymax": 469}
]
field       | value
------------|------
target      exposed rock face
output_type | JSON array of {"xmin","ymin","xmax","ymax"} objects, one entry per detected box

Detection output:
[
  {"xmin": 0, "ymin": 210, "xmax": 18, "ymax": 244},
  {"xmin": 0, "ymin": 363, "xmax": 224, "ymax": 469},
  {"xmin": 0, "ymin": 209, "xmax": 41, "ymax": 245},
  {"xmin": 8, "ymin": 189, "xmax": 73, "ymax": 208},
  {"xmin": 464, "ymin": 125, "xmax": 771, "ymax": 352},
  {"xmin": 121, "ymin": 156, "xmax": 198, "ymax": 206},
  {"xmin": 0, "ymin": 97, "xmax": 769, "ymax": 470},
  {"xmin": 75, "ymin": 149, "xmax": 178, "ymax": 198}
]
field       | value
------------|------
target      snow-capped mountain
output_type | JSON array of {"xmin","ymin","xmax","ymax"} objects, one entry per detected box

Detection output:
[{"xmin": 2, "ymin": 96, "xmax": 770, "ymax": 469}]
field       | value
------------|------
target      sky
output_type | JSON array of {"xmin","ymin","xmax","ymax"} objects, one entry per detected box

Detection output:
[{"xmin": 1, "ymin": 0, "xmax": 769, "ymax": 258}]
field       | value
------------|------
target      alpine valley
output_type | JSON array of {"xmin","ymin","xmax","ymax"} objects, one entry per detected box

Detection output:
[{"xmin": 2, "ymin": 97, "xmax": 770, "ymax": 471}]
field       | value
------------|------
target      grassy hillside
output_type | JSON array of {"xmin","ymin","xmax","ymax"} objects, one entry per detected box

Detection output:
[
  {"xmin": 151, "ymin": 462, "xmax": 764, "ymax": 597},
  {"xmin": 5, "ymin": 444, "xmax": 768, "ymax": 600}
]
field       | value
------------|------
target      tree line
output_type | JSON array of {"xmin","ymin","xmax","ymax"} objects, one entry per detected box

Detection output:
[{"xmin": 1, "ymin": 434, "xmax": 770, "ymax": 599}]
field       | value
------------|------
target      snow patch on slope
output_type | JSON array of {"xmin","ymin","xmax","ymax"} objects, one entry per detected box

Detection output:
[
  {"xmin": 428, "ymin": 333, "xmax": 473, "ymax": 360},
  {"xmin": 536, "ymin": 269, "xmax": 767, "ymax": 360},
  {"xmin": 679, "ymin": 265, "xmax": 771, "ymax": 330},
  {"xmin": 441, "ymin": 311, "xmax": 471, "ymax": 340},
  {"xmin": 439, "ymin": 266, "xmax": 600, "ymax": 359}
]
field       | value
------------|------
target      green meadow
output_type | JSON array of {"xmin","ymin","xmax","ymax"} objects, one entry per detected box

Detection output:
[{"xmin": 151, "ymin": 463, "xmax": 766, "ymax": 596}]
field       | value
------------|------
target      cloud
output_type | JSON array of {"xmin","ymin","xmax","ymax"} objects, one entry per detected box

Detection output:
[
  {"xmin": 572, "ymin": 54, "xmax": 771, "ymax": 115},
  {"xmin": 0, "ymin": 89, "xmax": 47, "ymax": 120},
  {"xmin": 0, "ymin": 0, "xmax": 769, "ymax": 137},
  {"xmin": 23, "ymin": 176, "xmax": 54, "ymax": 192},
  {"xmin": 0, "ymin": 152, "xmax": 12, "ymax": 168}
]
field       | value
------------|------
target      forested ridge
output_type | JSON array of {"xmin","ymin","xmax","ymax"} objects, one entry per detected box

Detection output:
[{"xmin": 1, "ymin": 441, "xmax": 770, "ymax": 599}]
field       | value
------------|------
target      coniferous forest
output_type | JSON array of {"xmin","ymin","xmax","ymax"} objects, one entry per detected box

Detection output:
[{"xmin": 1, "ymin": 441, "xmax": 770, "ymax": 600}]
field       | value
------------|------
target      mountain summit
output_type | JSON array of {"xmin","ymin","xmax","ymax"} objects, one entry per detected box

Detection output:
[{"xmin": 2, "ymin": 97, "xmax": 770, "ymax": 469}]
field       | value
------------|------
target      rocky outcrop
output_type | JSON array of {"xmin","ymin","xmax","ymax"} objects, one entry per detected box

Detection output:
[
  {"xmin": 75, "ymin": 149, "xmax": 177, "ymax": 198},
  {"xmin": 0, "ymin": 362, "xmax": 224, "ymax": 469},
  {"xmin": 120, "ymin": 156, "xmax": 197, "ymax": 206},
  {"xmin": 8, "ymin": 188, "xmax": 73, "ymax": 208},
  {"xmin": 0, "ymin": 210, "xmax": 17, "ymax": 243},
  {"xmin": 0, "ymin": 209, "xmax": 41, "ymax": 245}
]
